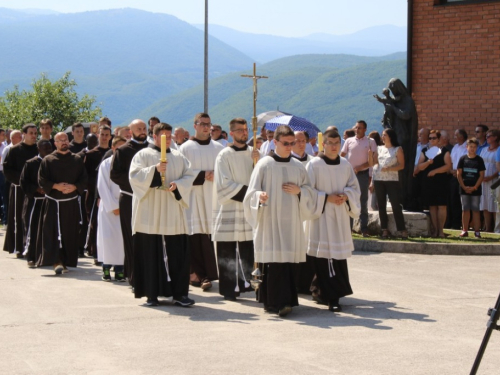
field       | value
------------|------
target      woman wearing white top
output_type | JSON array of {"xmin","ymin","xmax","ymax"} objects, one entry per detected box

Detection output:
[
  {"xmin": 368, "ymin": 128, "xmax": 407, "ymax": 239},
  {"xmin": 479, "ymin": 129, "xmax": 500, "ymax": 232}
]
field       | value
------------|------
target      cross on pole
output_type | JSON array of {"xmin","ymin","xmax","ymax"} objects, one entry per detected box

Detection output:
[{"xmin": 241, "ymin": 63, "xmax": 268, "ymax": 164}]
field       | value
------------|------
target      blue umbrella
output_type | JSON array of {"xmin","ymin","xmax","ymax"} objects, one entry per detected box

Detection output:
[{"xmin": 264, "ymin": 115, "xmax": 321, "ymax": 138}]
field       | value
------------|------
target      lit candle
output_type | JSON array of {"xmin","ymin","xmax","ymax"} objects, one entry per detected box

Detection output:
[
  {"xmin": 318, "ymin": 132, "xmax": 324, "ymax": 152},
  {"xmin": 160, "ymin": 134, "xmax": 166, "ymax": 161}
]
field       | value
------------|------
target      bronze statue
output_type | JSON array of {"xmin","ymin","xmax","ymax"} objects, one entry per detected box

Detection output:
[{"xmin": 374, "ymin": 78, "xmax": 418, "ymax": 209}]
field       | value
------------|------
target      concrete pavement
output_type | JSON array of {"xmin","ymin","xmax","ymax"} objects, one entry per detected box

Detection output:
[{"xmin": 1, "ymin": 230, "xmax": 500, "ymax": 375}]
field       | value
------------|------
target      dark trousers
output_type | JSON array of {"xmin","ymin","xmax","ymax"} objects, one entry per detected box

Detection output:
[
  {"xmin": 189, "ymin": 233, "xmax": 218, "ymax": 283},
  {"xmin": 216, "ymin": 241, "xmax": 254, "ymax": 298},
  {"xmin": 374, "ymin": 180, "xmax": 407, "ymax": 231},
  {"xmin": 118, "ymin": 194, "xmax": 134, "ymax": 285},
  {"xmin": 448, "ymin": 176, "xmax": 462, "ymax": 229},
  {"xmin": 0, "ymin": 171, "xmax": 5, "ymax": 223},
  {"xmin": 258, "ymin": 263, "xmax": 299, "ymax": 311},
  {"xmin": 356, "ymin": 170, "xmax": 370, "ymax": 232},
  {"xmin": 310, "ymin": 256, "xmax": 353, "ymax": 303},
  {"xmin": 133, "ymin": 233, "xmax": 190, "ymax": 300}
]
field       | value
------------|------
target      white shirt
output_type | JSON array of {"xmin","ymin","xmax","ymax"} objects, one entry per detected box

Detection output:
[
  {"xmin": 1, "ymin": 144, "xmax": 12, "ymax": 172},
  {"xmin": 451, "ymin": 142, "xmax": 468, "ymax": 170},
  {"xmin": 260, "ymin": 140, "xmax": 275, "ymax": 155},
  {"xmin": 0, "ymin": 143, "xmax": 6, "ymax": 171}
]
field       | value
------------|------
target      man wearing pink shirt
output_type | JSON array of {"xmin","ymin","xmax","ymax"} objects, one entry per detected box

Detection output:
[{"xmin": 341, "ymin": 120, "xmax": 377, "ymax": 236}]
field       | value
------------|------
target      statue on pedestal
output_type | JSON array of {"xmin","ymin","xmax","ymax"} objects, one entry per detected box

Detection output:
[{"xmin": 374, "ymin": 78, "xmax": 419, "ymax": 209}]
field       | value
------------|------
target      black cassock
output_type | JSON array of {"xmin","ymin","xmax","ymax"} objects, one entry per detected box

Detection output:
[
  {"xmin": 110, "ymin": 140, "xmax": 148, "ymax": 286},
  {"xmin": 82, "ymin": 146, "xmax": 109, "ymax": 258},
  {"xmin": 69, "ymin": 140, "xmax": 87, "ymax": 154},
  {"xmin": 2, "ymin": 142, "xmax": 38, "ymax": 254},
  {"xmin": 37, "ymin": 152, "xmax": 88, "ymax": 267},
  {"xmin": 19, "ymin": 156, "xmax": 45, "ymax": 263}
]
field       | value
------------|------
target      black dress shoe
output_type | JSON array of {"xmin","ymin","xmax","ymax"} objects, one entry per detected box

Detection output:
[
  {"xmin": 223, "ymin": 295, "xmax": 237, "ymax": 301},
  {"xmin": 328, "ymin": 302, "xmax": 342, "ymax": 312},
  {"xmin": 146, "ymin": 298, "xmax": 159, "ymax": 307}
]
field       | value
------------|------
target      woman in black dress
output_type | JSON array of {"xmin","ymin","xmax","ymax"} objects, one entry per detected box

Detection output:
[{"xmin": 416, "ymin": 130, "xmax": 452, "ymax": 238}]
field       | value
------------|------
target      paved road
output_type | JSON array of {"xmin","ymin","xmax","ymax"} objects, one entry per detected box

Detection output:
[{"xmin": 1, "ymin": 230, "xmax": 499, "ymax": 375}]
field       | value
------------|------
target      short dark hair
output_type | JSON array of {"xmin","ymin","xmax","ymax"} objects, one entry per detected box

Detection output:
[
  {"xmin": 211, "ymin": 124, "xmax": 222, "ymax": 131},
  {"xmin": 99, "ymin": 117, "xmax": 112, "ymax": 126},
  {"xmin": 383, "ymin": 128, "xmax": 400, "ymax": 147},
  {"xmin": 356, "ymin": 120, "xmax": 367, "ymax": 129},
  {"xmin": 194, "ymin": 113, "xmax": 210, "ymax": 124},
  {"xmin": 22, "ymin": 123, "xmax": 37, "ymax": 133},
  {"xmin": 344, "ymin": 129, "xmax": 355, "ymax": 138},
  {"xmin": 153, "ymin": 122, "xmax": 173, "ymax": 136},
  {"xmin": 324, "ymin": 129, "xmax": 340, "ymax": 140},
  {"xmin": 37, "ymin": 139, "xmax": 52, "ymax": 149},
  {"xmin": 229, "ymin": 118, "xmax": 247, "ymax": 131},
  {"xmin": 295, "ymin": 131, "xmax": 310, "ymax": 142},
  {"xmin": 99, "ymin": 125, "xmax": 112, "ymax": 134},
  {"xmin": 274, "ymin": 125, "xmax": 294, "ymax": 141},
  {"xmin": 476, "ymin": 124, "xmax": 489, "ymax": 133},
  {"xmin": 457, "ymin": 129, "xmax": 468, "ymax": 141},
  {"xmin": 149, "ymin": 116, "xmax": 160, "ymax": 124},
  {"xmin": 40, "ymin": 119, "xmax": 53, "ymax": 128},
  {"xmin": 72, "ymin": 122, "xmax": 84, "ymax": 132}
]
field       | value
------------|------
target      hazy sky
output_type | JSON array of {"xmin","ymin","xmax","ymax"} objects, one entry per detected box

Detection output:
[{"xmin": 0, "ymin": 0, "xmax": 408, "ymax": 37}]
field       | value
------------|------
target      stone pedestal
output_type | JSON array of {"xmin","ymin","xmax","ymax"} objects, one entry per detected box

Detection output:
[{"xmin": 353, "ymin": 210, "xmax": 430, "ymax": 237}]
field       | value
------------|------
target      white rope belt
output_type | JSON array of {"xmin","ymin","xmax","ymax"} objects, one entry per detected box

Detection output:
[
  {"xmin": 45, "ymin": 195, "xmax": 79, "ymax": 248},
  {"xmin": 84, "ymin": 198, "xmax": 97, "ymax": 250},
  {"xmin": 22, "ymin": 197, "xmax": 44, "ymax": 256},
  {"xmin": 162, "ymin": 236, "xmax": 171, "ymax": 282},
  {"xmin": 328, "ymin": 259, "xmax": 336, "ymax": 278},
  {"xmin": 120, "ymin": 190, "xmax": 133, "ymax": 197},
  {"xmin": 235, "ymin": 243, "xmax": 250, "ymax": 292},
  {"xmin": 13, "ymin": 184, "xmax": 20, "ymax": 253}
]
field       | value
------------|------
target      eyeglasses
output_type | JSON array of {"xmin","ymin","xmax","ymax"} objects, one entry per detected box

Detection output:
[
  {"xmin": 196, "ymin": 122, "xmax": 212, "ymax": 128},
  {"xmin": 429, "ymin": 137, "xmax": 438, "ymax": 140},
  {"xmin": 278, "ymin": 140, "xmax": 296, "ymax": 147},
  {"xmin": 232, "ymin": 128, "xmax": 248, "ymax": 133},
  {"xmin": 54, "ymin": 139, "xmax": 69, "ymax": 143}
]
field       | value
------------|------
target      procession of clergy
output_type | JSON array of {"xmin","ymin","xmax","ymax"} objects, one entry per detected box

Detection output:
[{"xmin": 2, "ymin": 113, "xmax": 361, "ymax": 317}]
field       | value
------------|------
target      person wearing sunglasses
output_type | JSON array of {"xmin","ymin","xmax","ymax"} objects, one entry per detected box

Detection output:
[
  {"xmin": 243, "ymin": 125, "xmax": 325, "ymax": 317},
  {"xmin": 416, "ymin": 130, "xmax": 452, "ymax": 238}
]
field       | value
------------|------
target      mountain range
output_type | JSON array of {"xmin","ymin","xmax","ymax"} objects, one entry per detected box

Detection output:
[{"xmin": 0, "ymin": 7, "xmax": 407, "ymax": 132}]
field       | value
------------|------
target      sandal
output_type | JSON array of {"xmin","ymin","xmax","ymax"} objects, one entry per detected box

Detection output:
[{"xmin": 381, "ymin": 229, "xmax": 390, "ymax": 239}]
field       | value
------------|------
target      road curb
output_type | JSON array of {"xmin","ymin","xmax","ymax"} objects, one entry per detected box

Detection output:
[{"xmin": 354, "ymin": 239, "xmax": 500, "ymax": 255}]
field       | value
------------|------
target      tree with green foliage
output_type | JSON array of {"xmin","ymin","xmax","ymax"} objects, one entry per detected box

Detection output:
[{"xmin": 0, "ymin": 72, "xmax": 102, "ymax": 132}]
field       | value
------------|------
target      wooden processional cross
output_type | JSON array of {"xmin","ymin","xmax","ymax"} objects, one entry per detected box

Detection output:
[{"xmin": 241, "ymin": 63, "xmax": 268, "ymax": 165}]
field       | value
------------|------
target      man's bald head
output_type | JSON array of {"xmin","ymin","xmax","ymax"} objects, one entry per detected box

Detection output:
[
  {"xmin": 54, "ymin": 132, "xmax": 70, "ymax": 153},
  {"xmin": 129, "ymin": 119, "xmax": 147, "ymax": 142}
]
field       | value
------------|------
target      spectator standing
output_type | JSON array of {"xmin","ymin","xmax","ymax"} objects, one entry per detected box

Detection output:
[
  {"xmin": 449, "ymin": 129, "xmax": 468, "ymax": 229},
  {"xmin": 368, "ymin": 128, "xmax": 407, "ymax": 239},
  {"xmin": 416, "ymin": 130, "xmax": 452, "ymax": 238},
  {"xmin": 479, "ymin": 129, "xmax": 499, "ymax": 232},
  {"xmin": 341, "ymin": 120, "xmax": 377, "ymax": 237},
  {"xmin": 475, "ymin": 124, "xmax": 489, "ymax": 155},
  {"xmin": 457, "ymin": 138, "xmax": 485, "ymax": 238}
]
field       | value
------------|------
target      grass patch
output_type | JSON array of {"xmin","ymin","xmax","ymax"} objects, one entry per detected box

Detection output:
[{"xmin": 353, "ymin": 229, "xmax": 500, "ymax": 244}]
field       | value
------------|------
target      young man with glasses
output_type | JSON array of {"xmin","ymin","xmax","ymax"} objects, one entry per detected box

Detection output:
[
  {"xmin": 179, "ymin": 113, "xmax": 224, "ymax": 291},
  {"xmin": 244, "ymin": 125, "xmax": 325, "ymax": 317},
  {"xmin": 306, "ymin": 129, "xmax": 360, "ymax": 312}
]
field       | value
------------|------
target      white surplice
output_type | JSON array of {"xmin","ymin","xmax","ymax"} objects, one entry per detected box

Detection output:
[
  {"xmin": 305, "ymin": 156, "xmax": 361, "ymax": 260},
  {"xmin": 243, "ymin": 155, "xmax": 325, "ymax": 263},
  {"xmin": 129, "ymin": 147, "xmax": 195, "ymax": 236},
  {"xmin": 179, "ymin": 139, "xmax": 224, "ymax": 235},
  {"xmin": 212, "ymin": 145, "xmax": 255, "ymax": 242},
  {"xmin": 96, "ymin": 157, "xmax": 125, "ymax": 265}
]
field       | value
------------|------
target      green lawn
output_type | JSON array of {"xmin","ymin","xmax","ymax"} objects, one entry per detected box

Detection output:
[{"xmin": 353, "ymin": 229, "xmax": 500, "ymax": 244}]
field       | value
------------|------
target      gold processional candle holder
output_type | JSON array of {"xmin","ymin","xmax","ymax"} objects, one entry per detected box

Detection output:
[{"xmin": 318, "ymin": 132, "xmax": 324, "ymax": 153}]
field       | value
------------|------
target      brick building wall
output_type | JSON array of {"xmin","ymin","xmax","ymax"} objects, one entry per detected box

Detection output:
[{"xmin": 412, "ymin": 0, "xmax": 500, "ymax": 135}]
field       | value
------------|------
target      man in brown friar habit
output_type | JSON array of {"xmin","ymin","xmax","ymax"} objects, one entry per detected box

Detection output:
[
  {"xmin": 110, "ymin": 119, "xmax": 149, "ymax": 288},
  {"xmin": 37, "ymin": 132, "xmax": 88, "ymax": 274},
  {"xmin": 179, "ymin": 113, "xmax": 224, "ymax": 291},
  {"xmin": 2, "ymin": 123, "xmax": 39, "ymax": 257},
  {"xmin": 82, "ymin": 125, "xmax": 111, "ymax": 263},
  {"xmin": 20, "ymin": 139, "xmax": 53, "ymax": 268}
]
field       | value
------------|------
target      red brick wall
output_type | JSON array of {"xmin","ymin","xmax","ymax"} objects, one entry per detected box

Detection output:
[{"xmin": 412, "ymin": 0, "xmax": 500, "ymax": 136}]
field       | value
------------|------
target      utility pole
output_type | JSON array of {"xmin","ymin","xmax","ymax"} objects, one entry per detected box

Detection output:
[{"xmin": 204, "ymin": 0, "xmax": 209, "ymax": 113}]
